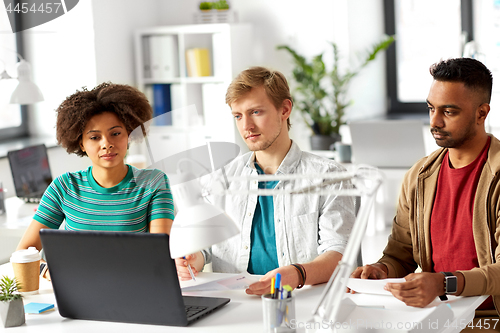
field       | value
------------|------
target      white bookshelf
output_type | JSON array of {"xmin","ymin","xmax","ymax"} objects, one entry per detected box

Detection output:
[{"xmin": 133, "ymin": 23, "xmax": 253, "ymax": 165}]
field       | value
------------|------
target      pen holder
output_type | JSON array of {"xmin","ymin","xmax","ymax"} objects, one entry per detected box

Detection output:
[{"xmin": 262, "ymin": 293, "xmax": 296, "ymax": 333}]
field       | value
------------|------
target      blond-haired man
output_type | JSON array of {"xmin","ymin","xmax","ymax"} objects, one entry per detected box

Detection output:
[{"xmin": 176, "ymin": 67, "xmax": 356, "ymax": 295}]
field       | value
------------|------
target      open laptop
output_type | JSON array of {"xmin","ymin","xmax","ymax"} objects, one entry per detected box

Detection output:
[
  {"xmin": 7, "ymin": 144, "xmax": 53, "ymax": 202},
  {"xmin": 349, "ymin": 120, "xmax": 426, "ymax": 168},
  {"xmin": 40, "ymin": 230, "xmax": 230, "ymax": 326}
]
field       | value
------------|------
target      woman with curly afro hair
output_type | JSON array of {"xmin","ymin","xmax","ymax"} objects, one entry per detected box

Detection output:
[{"xmin": 17, "ymin": 83, "xmax": 175, "ymax": 273}]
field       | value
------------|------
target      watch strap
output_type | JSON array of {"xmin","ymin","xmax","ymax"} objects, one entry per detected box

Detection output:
[{"xmin": 40, "ymin": 263, "xmax": 48, "ymax": 277}]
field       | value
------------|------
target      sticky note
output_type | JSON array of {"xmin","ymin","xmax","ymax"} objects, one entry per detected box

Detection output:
[{"xmin": 24, "ymin": 302, "xmax": 55, "ymax": 314}]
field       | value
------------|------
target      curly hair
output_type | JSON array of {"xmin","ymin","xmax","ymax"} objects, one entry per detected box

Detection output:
[{"xmin": 56, "ymin": 82, "xmax": 152, "ymax": 157}]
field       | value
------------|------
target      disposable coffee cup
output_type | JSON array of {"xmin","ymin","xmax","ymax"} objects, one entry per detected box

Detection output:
[{"xmin": 10, "ymin": 247, "xmax": 41, "ymax": 295}]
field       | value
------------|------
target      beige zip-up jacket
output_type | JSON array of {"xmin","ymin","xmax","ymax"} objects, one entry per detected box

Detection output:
[{"xmin": 379, "ymin": 134, "xmax": 500, "ymax": 314}]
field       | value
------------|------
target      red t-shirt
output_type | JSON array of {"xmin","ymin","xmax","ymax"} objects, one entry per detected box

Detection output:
[{"xmin": 431, "ymin": 137, "xmax": 492, "ymax": 309}]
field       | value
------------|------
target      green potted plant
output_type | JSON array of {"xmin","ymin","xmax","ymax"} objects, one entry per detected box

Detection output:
[
  {"xmin": 0, "ymin": 276, "xmax": 25, "ymax": 328},
  {"xmin": 199, "ymin": 2, "xmax": 213, "ymax": 11},
  {"xmin": 213, "ymin": 0, "xmax": 229, "ymax": 10},
  {"xmin": 277, "ymin": 35, "xmax": 395, "ymax": 150}
]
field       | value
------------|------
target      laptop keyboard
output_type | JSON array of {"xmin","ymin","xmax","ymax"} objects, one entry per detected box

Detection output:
[{"xmin": 185, "ymin": 305, "xmax": 208, "ymax": 318}]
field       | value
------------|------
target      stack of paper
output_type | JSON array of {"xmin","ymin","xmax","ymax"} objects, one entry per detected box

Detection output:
[
  {"xmin": 185, "ymin": 48, "xmax": 212, "ymax": 77},
  {"xmin": 181, "ymin": 272, "xmax": 259, "ymax": 292},
  {"xmin": 330, "ymin": 279, "xmax": 455, "ymax": 333}
]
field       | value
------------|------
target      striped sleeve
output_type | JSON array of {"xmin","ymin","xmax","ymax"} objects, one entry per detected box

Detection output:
[
  {"xmin": 148, "ymin": 172, "xmax": 175, "ymax": 221},
  {"xmin": 33, "ymin": 175, "xmax": 66, "ymax": 229}
]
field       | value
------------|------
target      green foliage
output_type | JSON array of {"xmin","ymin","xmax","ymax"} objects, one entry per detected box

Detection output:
[
  {"xmin": 199, "ymin": 2, "xmax": 213, "ymax": 10},
  {"xmin": 0, "ymin": 276, "xmax": 22, "ymax": 302},
  {"xmin": 277, "ymin": 35, "xmax": 395, "ymax": 136},
  {"xmin": 212, "ymin": 0, "xmax": 229, "ymax": 10}
]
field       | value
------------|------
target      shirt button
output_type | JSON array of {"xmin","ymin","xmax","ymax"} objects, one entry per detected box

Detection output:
[
  {"xmin": 245, "ymin": 246, "xmax": 248, "ymax": 250},
  {"xmin": 248, "ymin": 212, "xmax": 252, "ymax": 217}
]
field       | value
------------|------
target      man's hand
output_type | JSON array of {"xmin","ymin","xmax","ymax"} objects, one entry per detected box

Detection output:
[
  {"xmin": 175, "ymin": 253, "xmax": 199, "ymax": 281},
  {"xmin": 385, "ymin": 272, "xmax": 444, "ymax": 307},
  {"xmin": 246, "ymin": 265, "xmax": 300, "ymax": 296},
  {"xmin": 350, "ymin": 263, "xmax": 388, "ymax": 279},
  {"xmin": 348, "ymin": 263, "xmax": 388, "ymax": 293}
]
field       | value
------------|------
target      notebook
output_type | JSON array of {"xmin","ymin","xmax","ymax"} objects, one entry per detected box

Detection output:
[
  {"xmin": 349, "ymin": 120, "xmax": 426, "ymax": 168},
  {"xmin": 39, "ymin": 230, "xmax": 230, "ymax": 326},
  {"xmin": 7, "ymin": 144, "xmax": 53, "ymax": 203}
]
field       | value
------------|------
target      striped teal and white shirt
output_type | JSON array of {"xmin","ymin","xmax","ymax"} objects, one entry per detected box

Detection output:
[{"xmin": 34, "ymin": 165, "xmax": 175, "ymax": 232}]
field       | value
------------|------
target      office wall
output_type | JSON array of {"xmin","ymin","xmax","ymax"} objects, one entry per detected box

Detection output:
[
  {"xmin": 91, "ymin": 0, "xmax": 166, "ymax": 85},
  {"xmin": 474, "ymin": 0, "xmax": 500, "ymax": 134},
  {"xmin": 24, "ymin": 0, "xmax": 97, "ymax": 137},
  {"xmin": 87, "ymin": 0, "xmax": 387, "ymax": 149},
  {"xmin": 20, "ymin": 0, "xmax": 387, "ymax": 151},
  {"xmin": 157, "ymin": 0, "xmax": 387, "ymax": 149}
]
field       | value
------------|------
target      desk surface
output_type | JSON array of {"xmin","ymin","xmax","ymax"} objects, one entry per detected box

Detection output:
[
  {"xmin": 0, "ymin": 197, "xmax": 37, "ymax": 234},
  {"xmin": 0, "ymin": 263, "xmax": 487, "ymax": 332},
  {"xmin": 0, "ymin": 197, "xmax": 38, "ymax": 263}
]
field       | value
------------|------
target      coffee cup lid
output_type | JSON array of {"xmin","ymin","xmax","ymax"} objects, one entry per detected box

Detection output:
[{"xmin": 10, "ymin": 247, "xmax": 41, "ymax": 263}]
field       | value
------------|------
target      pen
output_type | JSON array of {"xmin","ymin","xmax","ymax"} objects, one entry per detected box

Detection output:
[
  {"xmin": 274, "ymin": 273, "xmax": 281, "ymax": 299},
  {"xmin": 184, "ymin": 256, "xmax": 196, "ymax": 281},
  {"xmin": 271, "ymin": 277, "xmax": 275, "ymax": 296}
]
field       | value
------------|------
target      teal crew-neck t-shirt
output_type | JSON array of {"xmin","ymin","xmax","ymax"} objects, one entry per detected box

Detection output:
[
  {"xmin": 34, "ymin": 165, "xmax": 174, "ymax": 232},
  {"xmin": 247, "ymin": 165, "xmax": 279, "ymax": 275}
]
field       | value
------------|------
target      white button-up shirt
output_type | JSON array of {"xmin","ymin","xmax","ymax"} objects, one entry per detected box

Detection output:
[{"xmin": 203, "ymin": 141, "xmax": 356, "ymax": 273}]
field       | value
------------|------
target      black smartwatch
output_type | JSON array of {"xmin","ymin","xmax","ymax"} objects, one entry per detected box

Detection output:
[{"xmin": 439, "ymin": 272, "xmax": 457, "ymax": 301}]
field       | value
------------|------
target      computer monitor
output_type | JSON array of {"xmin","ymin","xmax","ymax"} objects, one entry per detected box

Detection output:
[
  {"xmin": 349, "ymin": 120, "xmax": 426, "ymax": 168},
  {"xmin": 7, "ymin": 144, "xmax": 53, "ymax": 202}
]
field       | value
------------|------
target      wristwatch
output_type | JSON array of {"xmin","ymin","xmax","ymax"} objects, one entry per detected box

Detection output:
[{"xmin": 439, "ymin": 272, "xmax": 457, "ymax": 301}]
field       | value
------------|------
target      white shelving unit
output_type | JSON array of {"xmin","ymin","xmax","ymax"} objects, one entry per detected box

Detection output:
[{"xmin": 133, "ymin": 23, "xmax": 253, "ymax": 167}]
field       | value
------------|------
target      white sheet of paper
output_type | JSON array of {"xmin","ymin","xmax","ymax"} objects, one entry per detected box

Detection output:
[
  {"xmin": 347, "ymin": 278, "xmax": 406, "ymax": 296},
  {"xmin": 181, "ymin": 272, "xmax": 260, "ymax": 292}
]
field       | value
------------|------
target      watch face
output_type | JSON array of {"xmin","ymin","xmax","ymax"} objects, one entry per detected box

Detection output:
[{"xmin": 446, "ymin": 276, "xmax": 458, "ymax": 294}]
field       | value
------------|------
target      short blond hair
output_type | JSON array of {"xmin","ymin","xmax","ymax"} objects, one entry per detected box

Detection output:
[{"xmin": 226, "ymin": 67, "xmax": 293, "ymax": 130}]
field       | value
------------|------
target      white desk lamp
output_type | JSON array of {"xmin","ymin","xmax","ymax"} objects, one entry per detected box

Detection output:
[
  {"xmin": 169, "ymin": 171, "xmax": 239, "ymax": 259},
  {"xmin": 0, "ymin": 48, "xmax": 44, "ymax": 105},
  {"xmin": 128, "ymin": 110, "xmax": 242, "ymax": 259},
  {"xmin": 209, "ymin": 165, "xmax": 383, "ymax": 331}
]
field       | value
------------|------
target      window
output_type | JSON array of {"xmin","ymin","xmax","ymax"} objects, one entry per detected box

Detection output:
[
  {"xmin": 0, "ymin": 10, "xmax": 28, "ymax": 141},
  {"xmin": 384, "ymin": 0, "xmax": 474, "ymax": 115}
]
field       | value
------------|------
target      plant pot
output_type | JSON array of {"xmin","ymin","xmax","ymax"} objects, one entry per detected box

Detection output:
[
  {"xmin": 0, "ymin": 299, "xmax": 25, "ymax": 328},
  {"xmin": 310, "ymin": 134, "xmax": 341, "ymax": 151}
]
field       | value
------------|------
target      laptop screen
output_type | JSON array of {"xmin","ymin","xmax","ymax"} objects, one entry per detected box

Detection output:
[{"xmin": 8, "ymin": 144, "xmax": 53, "ymax": 201}]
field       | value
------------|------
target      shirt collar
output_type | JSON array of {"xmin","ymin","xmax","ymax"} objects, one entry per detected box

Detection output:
[{"xmin": 244, "ymin": 140, "xmax": 302, "ymax": 174}]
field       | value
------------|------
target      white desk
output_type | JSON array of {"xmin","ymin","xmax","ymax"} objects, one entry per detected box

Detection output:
[
  {"xmin": 0, "ymin": 263, "xmax": 487, "ymax": 332},
  {"xmin": 0, "ymin": 197, "xmax": 38, "ymax": 263}
]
